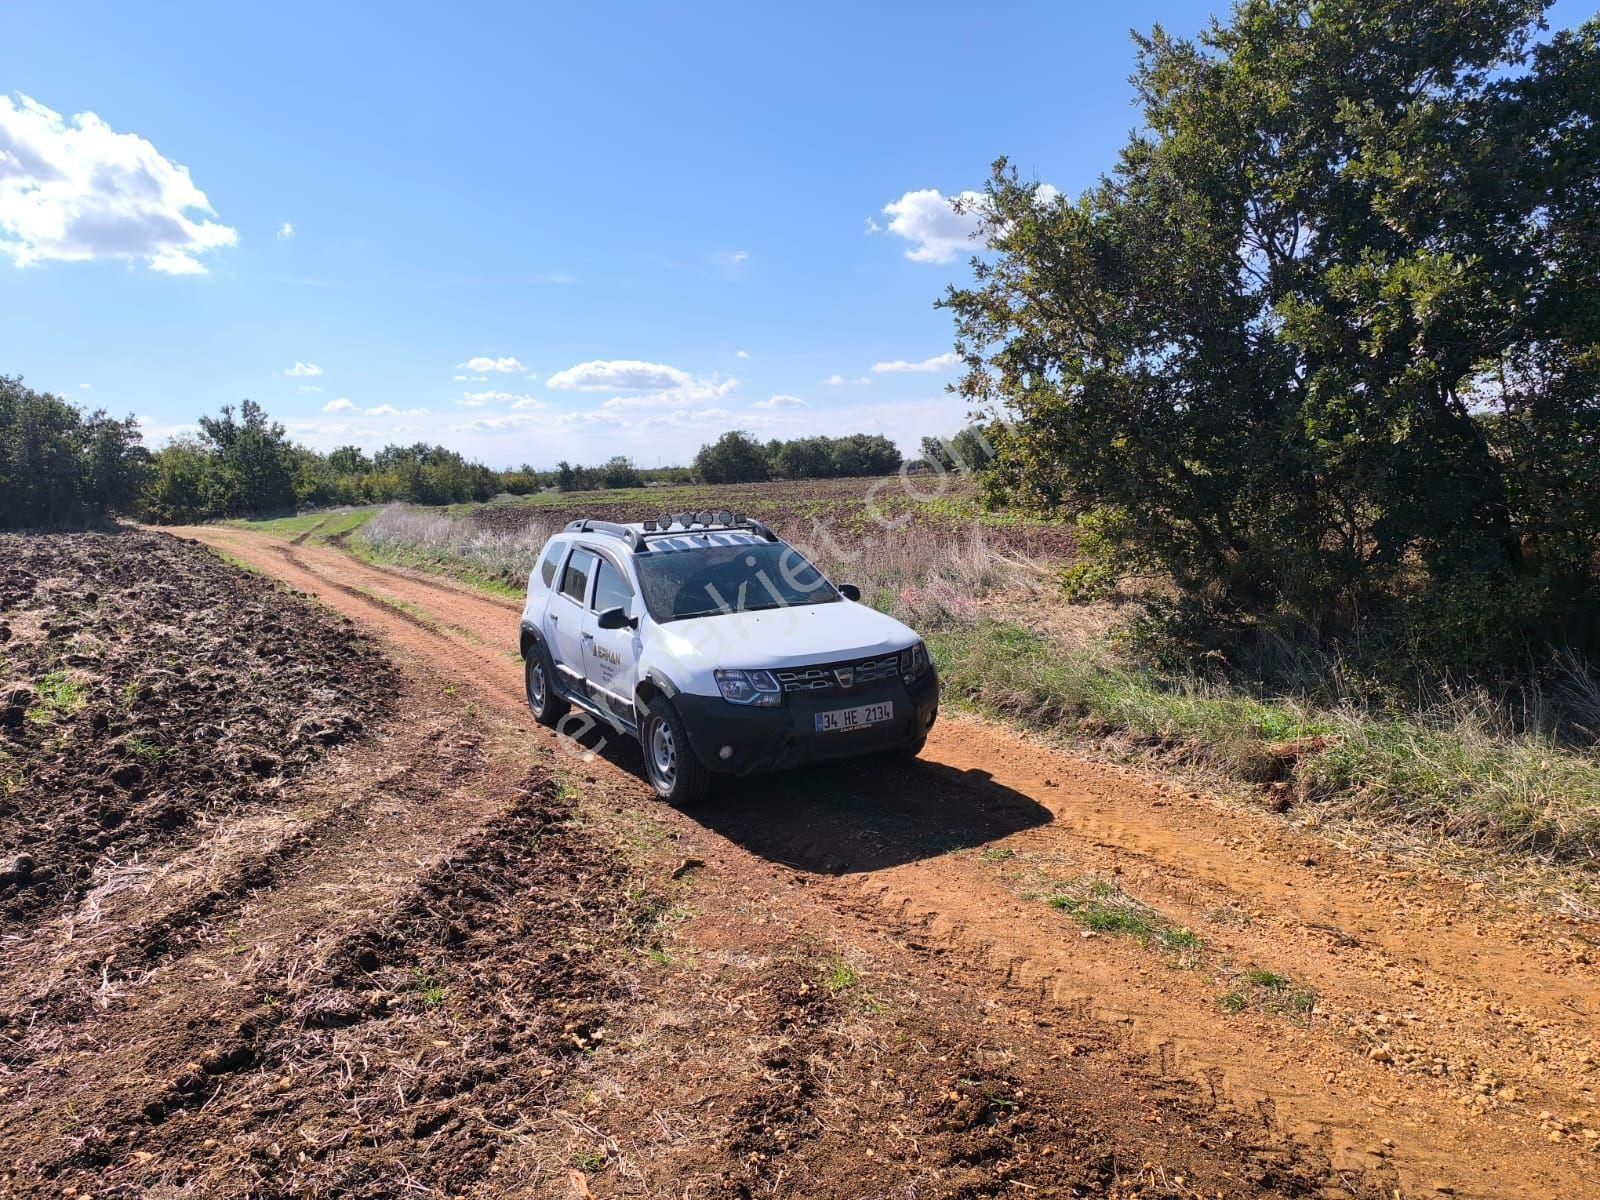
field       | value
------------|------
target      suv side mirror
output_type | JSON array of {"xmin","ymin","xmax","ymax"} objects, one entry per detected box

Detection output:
[
  {"xmin": 597, "ymin": 606, "xmax": 635, "ymax": 631},
  {"xmin": 838, "ymin": 583, "xmax": 862, "ymax": 602}
]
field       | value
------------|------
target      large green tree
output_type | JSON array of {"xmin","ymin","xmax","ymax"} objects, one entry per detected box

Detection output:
[
  {"xmin": 948, "ymin": 0, "xmax": 1600, "ymax": 666},
  {"xmin": 197, "ymin": 399, "xmax": 299, "ymax": 517},
  {"xmin": 695, "ymin": 430, "xmax": 772, "ymax": 483}
]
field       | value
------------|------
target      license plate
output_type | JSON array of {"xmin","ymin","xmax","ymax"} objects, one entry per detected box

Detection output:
[{"xmin": 815, "ymin": 701, "xmax": 894, "ymax": 734}]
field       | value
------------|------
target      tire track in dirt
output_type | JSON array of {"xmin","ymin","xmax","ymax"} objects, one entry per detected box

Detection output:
[
  {"xmin": 2, "ymin": 705, "xmax": 497, "ymax": 1049},
  {"xmin": 168, "ymin": 524, "xmax": 1600, "ymax": 1199}
]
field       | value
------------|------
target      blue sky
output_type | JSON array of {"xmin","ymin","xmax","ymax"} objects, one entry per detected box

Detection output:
[{"xmin": 3, "ymin": 1, "xmax": 1591, "ymax": 468}]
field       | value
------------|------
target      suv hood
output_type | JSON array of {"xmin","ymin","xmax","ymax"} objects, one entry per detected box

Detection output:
[{"xmin": 657, "ymin": 601, "xmax": 919, "ymax": 673}]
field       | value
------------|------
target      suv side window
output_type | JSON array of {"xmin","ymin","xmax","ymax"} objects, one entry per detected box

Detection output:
[
  {"xmin": 560, "ymin": 548, "xmax": 596, "ymax": 604},
  {"xmin": 538, "ymin": 541, "xmax": 565, "ymax": 588},
  {"xmin": 591, "ymin": 558, "xmax": 632, "ymax": 614}
]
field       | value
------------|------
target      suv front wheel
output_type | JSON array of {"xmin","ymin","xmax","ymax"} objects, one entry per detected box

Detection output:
[{"xmin": 640, "ymin": 695, "xmax": 710, "ymax": 804}]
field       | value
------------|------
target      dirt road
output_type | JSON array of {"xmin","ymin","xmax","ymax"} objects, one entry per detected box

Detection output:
[{"xmin": 174, "ymin": 525, "xmax": 1600, "ymax": 1198}]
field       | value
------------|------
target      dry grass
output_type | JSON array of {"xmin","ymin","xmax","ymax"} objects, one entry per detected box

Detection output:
[{"xmin": 359, "ymin": 504, "xmax": 559, "ymax": 593}]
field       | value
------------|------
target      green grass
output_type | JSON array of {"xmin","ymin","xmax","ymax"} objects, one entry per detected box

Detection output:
[
  {"xmin": 820, "ymin": 954, "xmax": 861, "ymax": 995},
  {"xmin": 1221, "ymin": 968, "xmax": 1317, "ymax": 1017},
  {"xmin": 26, "ymin": 670, "xmax": 85, "ymax": 725},
  {"xmin": 412, "ymin": 967, "xmax": 449, "ymax": 1008},
  {"xmin": 225, "ymin": 507, "xmax": 377, "ymax": 543},
  {"xmin": 1044, "ymin": 879, "xmax": 1203, "ymax": 956},
  {"xmin": 930, "ymin": 618, "xmax": 1600, "ymax": 864},
  {"xmin": 121, "ymin": 734, "xmax": 166, "ymax": 763}
]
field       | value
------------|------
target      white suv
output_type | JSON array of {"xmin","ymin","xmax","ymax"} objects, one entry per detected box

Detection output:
[{"xmin": 518, "ymin": 513, "xmax": 938, "ymax": 802}]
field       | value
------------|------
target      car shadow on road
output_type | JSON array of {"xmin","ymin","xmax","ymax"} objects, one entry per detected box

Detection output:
[
  {"xmin": 686, "ymin": 755, "xmax": 1053, "ymax": 874},
  {"xmin": 558, "ymin": 721, "xmax": 1052, "ymax": 874}
]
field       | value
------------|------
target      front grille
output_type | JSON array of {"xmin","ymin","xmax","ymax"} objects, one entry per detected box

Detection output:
[{"xmin": 774, "ymin": 653, "xmax": 901, "ymax": 694}]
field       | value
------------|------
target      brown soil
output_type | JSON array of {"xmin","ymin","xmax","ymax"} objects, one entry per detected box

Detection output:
[
  {"xmin": 0, "ymin": 531, "xmax": 395, "ymax": 929},
  {"xmin": 4, "ymin": 524, "xmax": 1596, "ymax": 1198}
]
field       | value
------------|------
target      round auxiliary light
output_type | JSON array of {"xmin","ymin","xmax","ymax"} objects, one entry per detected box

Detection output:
[{"xmin": 718, "ymin": 745, "xmax": 734, "ymax": 760}]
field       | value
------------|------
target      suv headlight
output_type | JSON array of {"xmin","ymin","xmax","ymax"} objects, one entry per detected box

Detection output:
[
  {"xmin": 899, "ymin": 641, "xmax": 929, "ymax": 681},
  {"xmin": 714, "ymin": 668, "xmax": 782, "ymax": 706}
]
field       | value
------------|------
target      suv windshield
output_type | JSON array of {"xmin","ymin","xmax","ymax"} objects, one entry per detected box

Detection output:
[{"xmin": 635, "ymin": 541, "xmax": 840, "ymax": 622}]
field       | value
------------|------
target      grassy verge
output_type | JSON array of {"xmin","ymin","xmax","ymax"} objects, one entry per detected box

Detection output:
[
  {"xmin": 223, "ymin": 507, "xmax": 377, "ymax": 543},
  {"xmin": 930, "ymin": 619, "xmax": 1600, "ymax": 865},
  {"xmin": 345, "ymin": 536, "xmax": 525, "ymax": 599}
]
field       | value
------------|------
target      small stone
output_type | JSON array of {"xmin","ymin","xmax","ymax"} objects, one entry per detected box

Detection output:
[{"xmin": 1369, "ymin": 1046, "xmax": 1394, "ymax": 1064}]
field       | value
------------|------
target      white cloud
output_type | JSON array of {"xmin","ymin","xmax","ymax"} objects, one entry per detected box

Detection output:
[
  {"xmin": 456, "ymin": 355, "xmax": 525, "ymax": 374},
  {"xmin": 731, "ymin": 250, "xmax": 748, "ymax": 264},
  {"xmin": 880, "ymin": 188, "xmax": 987, "ymax": 264},
  {"xmin": 453, "ymin": 374, "xmax": 489, "ymax": 382},
  {"xmin": 297, "ymin": 384, "xmax": 322, "ymax": 394},
  {"xmin": 824, "ymin": 373, "xmax": 871, "ymax": 386},
  {"xmin": 457, "ymin": 389, "xmax": 543, "ymax": 408},
  {"xmin": 134, "ymin": 415, "xmax": 199, "ymax": 444},
  {"xmin": 364, "ymin": 404, "xmax": 399, "ymax": 416},
  {"xmin": 547, "ymin": 359, "xmax": 693, "ymax": 392},
  {"xmin": 285, "ymin": 361, "xmax": 323, "ymax": 377},
  {"xmin": 452, "ymin": 411, "xmax": 546, "ymax": 433},
  {"xmin": 880, "ymin": 184, "xmax": 1060, "ymax": 265},
  {"xmin": 596, "ymin": 378, "xmax": 737, "ymax": 410},
  {"xmin": 872, "ymin": 351, "xmax": 961, "ymax": 374},
  {"xmin": 636, "ymin": 406, "xmax": 737, "ymax": 430},
  {"xmin": 753, "ymin": 394, "xmax": 807, "ymax": 409},
  {"xmin": 77, "ymin": 382, "xmax": 91, "ymax": 390},
  {"xmin": 277, "ymin": 220, "xmax": 294, "ymax": 240},
  {"xmin": 322, "ymin": 397, "xmax": 355, "ymax": 412},
  {"xmin": 864, "ymin": 216, "xmax": 883, "ymax": 234},
  {"xmin": 0, "ymin": 93, "xmax": 237, "ymax": 274},
  {"xmin": 735, "ymin": 349, "xmax": 749, "ymax": 359}
]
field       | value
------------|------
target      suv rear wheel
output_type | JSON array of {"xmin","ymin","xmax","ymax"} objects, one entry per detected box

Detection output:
[
  {"xmin": 640, "ymin": 695, "xmax": 710, "ymax": 804},
  {"xmin": 524, "ymin": 640, "xmax": 570, "ymax": 726}
]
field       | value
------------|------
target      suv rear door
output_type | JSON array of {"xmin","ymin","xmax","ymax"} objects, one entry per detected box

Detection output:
[{"xmin": 581, "ymin": 554, "xmax": 640, "ymax": 726}]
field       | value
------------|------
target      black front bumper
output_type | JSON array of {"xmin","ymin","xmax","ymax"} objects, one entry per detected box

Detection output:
[{"xmin": 673, "ymin": 670, "xmax": 939, "ymax": 776}]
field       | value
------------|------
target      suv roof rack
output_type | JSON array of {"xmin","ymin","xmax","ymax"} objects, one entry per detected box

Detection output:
[
  {"xmin": 564, "ymin": 512, "xmax": 778, "ymax": 553},
  {"xmin": 564, "ymin": 518, "xmax": 643, "ymax": 550}
]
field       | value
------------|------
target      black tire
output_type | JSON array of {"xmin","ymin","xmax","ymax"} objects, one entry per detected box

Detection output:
[
  {"xmin": 888, "ymin": 734, "xmax": 927, "ymax": 760},
  {"xmin": 524, "ymin": 639, "xmax": 570, "ymax": 727},
  {"xmin": 639, "ymin": 695, "xmax": 710, "ymax": 804}
]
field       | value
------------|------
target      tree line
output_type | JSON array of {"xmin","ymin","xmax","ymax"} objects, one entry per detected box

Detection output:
[
  {"xmin": 692, "ymin": 430, "xmax": 902, "ymax": 483},
  {"xmin": 0, "ymin": 380, "xmax": 928, "ymax": 526}
]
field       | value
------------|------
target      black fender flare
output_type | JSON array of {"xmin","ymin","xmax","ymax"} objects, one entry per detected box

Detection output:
[
  {"xmin": 518, "ymin": 621, "xmax": 542, "ymax": 660},
  {"xmin": 635, "ymin": 668, "xmax": 680, "ymax": 712}
]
